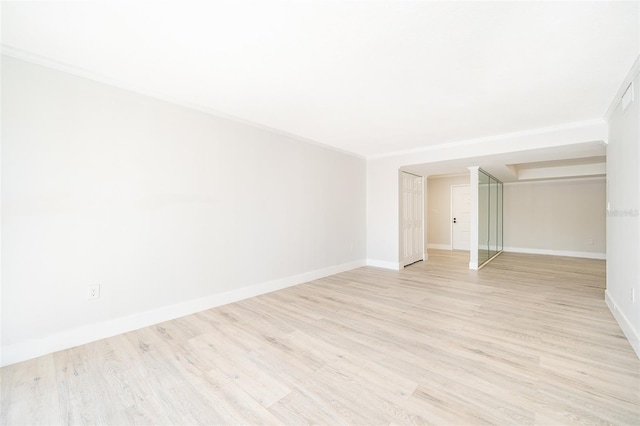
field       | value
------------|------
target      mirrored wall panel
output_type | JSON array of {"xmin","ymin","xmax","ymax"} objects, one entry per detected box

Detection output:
[
  {"xmin": 478, "ymin": 171, "xmax": 491, "ymax": 266},
  {"xmin": 478, "ymin": 169, "xmax": 503, "ymax": 267}
]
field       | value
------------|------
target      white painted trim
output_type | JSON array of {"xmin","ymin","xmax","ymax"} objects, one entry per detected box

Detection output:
[
  {"xmin": 423, "ymin": 178, "xmax": 428, "ymax": 262},
  {"xmin": 366, "ymin": 259, "xmax": 401, "ymax": 270},
  {"xmin": 399, "ymin": 171, "xmax": 425, "ymax": 267},
  {"xmin": 427, "ymin": 243, "xmax": 452, "ymax": 250},
  {"xmin": 604, "ymin": 54, "xmax": 640, "ymax": 121},
  {"xmin": 0, "ymin": 259, "xmax": 366, "ymax": 367},
  {"xmin": 515, "ymin": 163, "xmax": 605, "ymax": 181},
  {"xmin": 427, "ymin": 173, "xmax": 469, "ymax": 180},
  {"xmin": 422, "ymin": 176, "xmax": 426, "ymax": 262},
  {"xmin": 503, "ymin": 176, "xmax": 606, "ymax": 186},
  {"xmin": 368, "ymin": 120, "xmax": 606, "ymax": 160},
  {"xmin": 605, "ymin": 290, "xmax": 640, "ymax": 359},
  {"xmin": 398, "ymin": 170, "xmax": 402, "ymax": 267},
  {"xmin": 399, "ymin": 170, "xmax": 422, "ymax": 178},
  {"xmin": 0, "ymin": 46, "xmax": 365, "ymax": 161},
  {"xmin": 503, "ymin": 247, "xmax": 606, "ymax": 260}
]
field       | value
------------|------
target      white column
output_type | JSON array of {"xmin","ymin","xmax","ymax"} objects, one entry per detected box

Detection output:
[{"xmin": 468, "ymin": 166, "xmax": 480, "ymax": 270}]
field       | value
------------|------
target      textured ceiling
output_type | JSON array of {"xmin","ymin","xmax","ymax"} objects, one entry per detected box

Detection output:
[{"xmin": 2, "ymin": 1, "xmax": 638, "ymax": 157}]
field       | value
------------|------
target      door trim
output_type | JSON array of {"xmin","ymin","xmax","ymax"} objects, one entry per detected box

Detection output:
[{"xmin": 399, "ymin": 171, "xmax": 425, "ymax": 267}]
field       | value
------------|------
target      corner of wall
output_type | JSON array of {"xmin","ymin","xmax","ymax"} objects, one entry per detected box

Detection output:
[
  {"xmin": 605, "ymin": 290, "xmax": 640, "ymax": 358},
  {"xmin": 604, "ymin": 54, "xmax": 640, "ymax": 360}
]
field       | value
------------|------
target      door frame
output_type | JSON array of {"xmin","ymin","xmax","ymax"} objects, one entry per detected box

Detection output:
[{"xmin": 399, "ymin": 170, "xmax": 425, "ymax": 267}]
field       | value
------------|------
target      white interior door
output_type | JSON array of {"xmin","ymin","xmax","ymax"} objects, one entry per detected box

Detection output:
[
  {"xmin": 401, "ymin": 172, "xmax": 423, "ymax": 266},
  {"xmin": 451, "ymin": 185, "xmax": 471, "ymax": 251}
]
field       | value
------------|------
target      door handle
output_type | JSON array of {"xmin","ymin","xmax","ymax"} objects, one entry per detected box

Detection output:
[{"xmin": 453, "ymin": 218, "xmax": 457, "ymax": 223}]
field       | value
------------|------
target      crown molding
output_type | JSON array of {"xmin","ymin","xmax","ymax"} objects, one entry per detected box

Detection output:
[
  {"xmin": 1, "ymin": 43, "xmax": 618, "ymax": 162},
  {"xmin": 503, "ymin": 175, "xmax": 606, "ymax": 185},
  {"xmin": 426, "ymin": 172, "xmax": 469, "ymax": 180},
  {"xmin": 367, "ymin": 119, "xmax": 607, "ymax": 160},
  {"xmin": 0, "ymin": 44, "xmax": 366, "ymax": 160}
]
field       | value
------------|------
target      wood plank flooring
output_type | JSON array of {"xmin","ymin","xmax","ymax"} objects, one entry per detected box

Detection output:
[{"xmin": 2, "ymin": 250, "xmax": 639, "ymax": 425}]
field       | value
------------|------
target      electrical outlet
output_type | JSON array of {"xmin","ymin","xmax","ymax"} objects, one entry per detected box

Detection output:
[{"xmin": 87, "ymin": 284, "xmax": 100, "ymax": 300}]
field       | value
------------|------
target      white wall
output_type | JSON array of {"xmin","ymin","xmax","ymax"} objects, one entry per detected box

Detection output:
[
  {"xmin": 366, "ymin": 122, "xmax": 608, "ymax": 267},
  {"xmin": 426, "ymin": 175, "xmax": 470, "ymax": 249},
  {"xmin": 503, "ymin": 179, "xmax": 606, "ymax": 258},
  {"xmin": 605, "ymin": 57, "xmax": 640, "ymax": 357},
  {"xmin": 1, "ymin": 56, "xmax": 367, "ymax": 366}
]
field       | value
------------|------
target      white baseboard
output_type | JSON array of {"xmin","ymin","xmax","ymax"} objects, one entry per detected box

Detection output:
[
  {"xmin": 0, "ymin": 259, "xmax": 366, "ymax": 367},
  {"xmin": 366, "ymin": 259, "xmax": 401, "ymax": 270},
  {"xmin": 427, "ymin": 243, "xmax": 452, "ymax": 250},
  {"xmin": 503, "ymin": 247, "xmax": 606, "ymax": 260},
  {"xmin": 605, "ymin": 290, "xmax": 640, "ymax": 359}
]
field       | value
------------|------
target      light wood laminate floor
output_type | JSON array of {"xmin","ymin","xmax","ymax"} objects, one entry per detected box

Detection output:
[{"xmin": 2, "ymin": 250, "xmax": 639, "ymax": 425}]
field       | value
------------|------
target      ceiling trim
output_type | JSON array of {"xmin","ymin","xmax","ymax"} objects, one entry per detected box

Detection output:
[
  {"xmin": 515, "ymin": 162, "xmax": 606, "ymax": 181},
  {"xmin": 0, "ymin": 44, "xmax": 366, "ymax": 160},
  {"xmin": 1, "ymin": 43, "xmax": 626, "ymax": 162},
  {"xmin": 503, "ymin": 176, "xmax": 606, "ymax": 186},
  {"xmin": 367, "ymin": 119, "xmax": 607, "ymax": 161},
  {"xmin": 426, "ymin": 173, "xmax": 469, "ymax": 180}
]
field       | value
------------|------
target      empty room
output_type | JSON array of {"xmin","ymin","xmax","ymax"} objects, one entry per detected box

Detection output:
[{"xmin": 1, "ymin": 1, "xmax": 639, "ymax": 425}]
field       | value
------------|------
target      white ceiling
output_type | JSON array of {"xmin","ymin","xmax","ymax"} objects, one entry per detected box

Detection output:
[{"xmin": 1, "ymin": 1, "xmax": 638, "ymax": 158}]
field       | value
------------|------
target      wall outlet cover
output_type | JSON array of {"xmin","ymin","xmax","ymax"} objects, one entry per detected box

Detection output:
[{"xmin": 87, "ymin": 284, "xmax": 100, "ymax": 300}]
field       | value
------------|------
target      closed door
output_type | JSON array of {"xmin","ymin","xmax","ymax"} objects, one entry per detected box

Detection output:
[
  {"xmin": 401, "ymin": 172, "xmax": 423, "ymax": 266},
  {"xmin": 451, "ymin": 185, "xmax": 471, "ymax": 251}
]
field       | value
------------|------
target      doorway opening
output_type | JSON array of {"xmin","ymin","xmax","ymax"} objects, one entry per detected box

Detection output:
[{"xmin": 424, "ymin": 174, "xmax": 470, "ymax": 254}]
